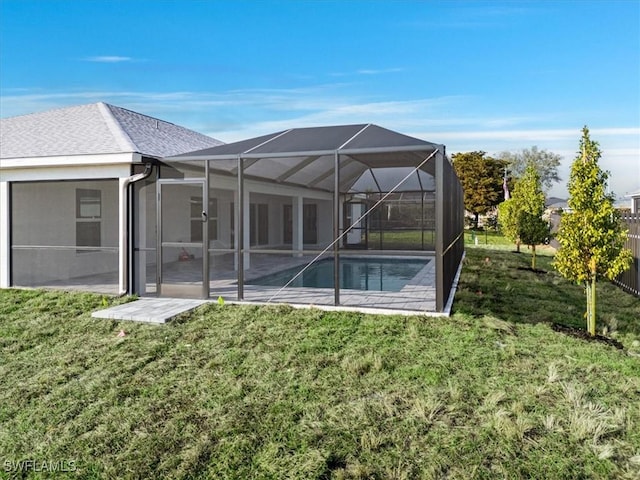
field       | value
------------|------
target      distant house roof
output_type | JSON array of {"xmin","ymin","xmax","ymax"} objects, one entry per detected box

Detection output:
[
  {"xmin": 545, "ymin": 196, "xmax": 566, "ymax": 208},
  {"xmin": 0, "ymin": 102, "xmax": 223, "ymax": 159},
  {"xmin": 548, "ymin": 203, "xmax": 569, "ymax": 211}
]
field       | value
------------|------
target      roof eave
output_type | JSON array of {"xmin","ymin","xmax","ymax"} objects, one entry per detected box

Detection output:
[
  {"xmin": 165, "ymin": 144, "xmax": 441, "ymax": 162},
  {"xmin": 339, "ymin": 144, "xmax": 440, "ymax": 156}
]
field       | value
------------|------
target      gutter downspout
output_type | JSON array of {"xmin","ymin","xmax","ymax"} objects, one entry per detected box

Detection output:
[{"xmin": 119, "ymin": 163, "xmax": 153, "ymax": 296}]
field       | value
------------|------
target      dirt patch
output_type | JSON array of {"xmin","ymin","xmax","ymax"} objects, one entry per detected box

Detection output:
[
  {"xmin": 551, "ymin": 323, "xmax": 624, "ymax": 350},
  {"xmin": 516, "ymin": 267, "xmax": 547, "ymax": 274}
]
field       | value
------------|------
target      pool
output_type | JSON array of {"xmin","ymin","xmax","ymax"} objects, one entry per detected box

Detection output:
[{"xmin": 247, "ymin": 257, "xmax": 430, "ymax": 292}]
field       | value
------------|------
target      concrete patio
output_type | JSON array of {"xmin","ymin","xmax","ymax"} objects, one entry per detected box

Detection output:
[
  {"xmin": 92, "ymin": 297, "xmax": 208, "ymax": 324},
  {"xmin": 89, "ymin": 252, "xmax": 445, "ymax": 323},
  {"xmin": 26, "ymin": 250, "xmax": 451, "ymax": 322}
]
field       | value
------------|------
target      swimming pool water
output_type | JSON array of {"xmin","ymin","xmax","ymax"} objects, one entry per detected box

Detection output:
[{"xmin": 248, "ymin": 257, "xmax": 430, "ymax": 292}]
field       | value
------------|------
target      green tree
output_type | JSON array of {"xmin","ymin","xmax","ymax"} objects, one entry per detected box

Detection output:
[
  {"xmin": 498, "ymin": 146, "xmax": 562, "ymax": 192},
  {"xmin": 498, "ymin": 198, "xmax": 522, "ymax": 252},
  {"xmin": 553, "ymin": 127, "xmax": 632, "ymax": 336},
  {"xmin": 515, "ymin": 164, "xmax": 550, "ymax": 270},
  {"xmin": 452, "ymin": 151, "xmax": 507, "ymax": 228},
  {"xmin": 498, "ymin": 163, "xmax": 549, "ymax": 264}
]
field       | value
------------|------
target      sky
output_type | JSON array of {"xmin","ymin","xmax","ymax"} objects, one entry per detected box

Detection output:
[{"xmin": 1, "ymin": 0, "xmax": 639, "ymax": 199}]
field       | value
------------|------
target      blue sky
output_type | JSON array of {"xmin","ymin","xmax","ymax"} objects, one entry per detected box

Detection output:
[{"xmin": 1, "ymin": 0, "xmax": 638, "ymax": 198}]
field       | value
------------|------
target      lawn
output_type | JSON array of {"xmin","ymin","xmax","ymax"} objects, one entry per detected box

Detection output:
[
  {"xmin": 364, "ymin": 228, "xmax": 518, "ymax": 250},
  {"xmin": 1, "ymin": 246, "xmax": 639, "ymax": 479},
  {"xmin": 367, "ymin": 230, "xmax": 435, "ymax": 249},
  {"xmin": 464, "ymin": 229, "xmax": 515, "ymax": 248},
  {"xmin": 455, "ymin": 246, "xmax": 640, "ymax": 334}
]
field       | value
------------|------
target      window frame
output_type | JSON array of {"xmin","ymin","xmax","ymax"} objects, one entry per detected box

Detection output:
[{"xmin": 76, "ymin": 188, "xmax": 102, "ymax": 252}]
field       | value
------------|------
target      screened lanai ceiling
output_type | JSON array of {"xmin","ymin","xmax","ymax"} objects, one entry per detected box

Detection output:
[{"xmin": 165, "ymin": 124, "xmax": 443, "ymax": 193}]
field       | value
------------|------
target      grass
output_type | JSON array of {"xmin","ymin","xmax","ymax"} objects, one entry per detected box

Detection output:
[
  {"xmin": 367, "ymin": 230, "xmax": 435, "ymax": 249},
  {"xmin": 1, "ymin": 244, "xmax": 639, "ymax": 479},
  {"xmin": 354, "ymin": 229, "xmax": 511, "ymax": 250},
  {"xmin": 454, "ymin": 246, "xmax": 640, "ymax": 335},
  {"xmin": 464, "ymin": 229, "xmax": 515, "ymax": 248}
]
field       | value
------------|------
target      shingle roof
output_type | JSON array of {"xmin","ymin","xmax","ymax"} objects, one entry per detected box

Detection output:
[{"xmin": 0, "ymin": 102, "xmax": 223, "ymax": 159}]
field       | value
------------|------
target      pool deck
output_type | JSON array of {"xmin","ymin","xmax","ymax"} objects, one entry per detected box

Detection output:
[
  {"xmin": 29, "ymin": 251, "xmax": 461, "ymax": 321},
  {"xmin": 94, "ymin": 255, "xmax": 443, "ymax": 323},
  {"xmin": 201, "ymin": 253, "xmax": 438, "ymax": 313},
  {"xmin": 216, "ymin": 258, "xmax": 435, "ymax": 312}
]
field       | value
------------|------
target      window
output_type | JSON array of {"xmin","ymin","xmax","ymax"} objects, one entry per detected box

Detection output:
[
  {"xmin": 303, "ymin": 204, "xmax": 318, "ymax": 244},
  {"xmin": 283, "ymin": 204, "xmax": 293, "ymax": 244},
  {"xmin": 77, "ymin": 189, "xmax": 101, "ymax": 218},
  {"xmin": 230, "ymin": 202, "xmax": 235, "ymax": 246},
  {"xmin": 283, "ymin": 203, "xmax": 317, "ymax": 245},
  {"xmin": 250, "ymin": 203, "xmax": 269, "ymax": 246},
  {"xmin": 76, "ymin": 189, "xmax": 101, "ymax": 249}
]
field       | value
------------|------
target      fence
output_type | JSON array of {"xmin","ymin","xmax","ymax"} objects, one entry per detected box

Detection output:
[{"xmin": 614, "ymin": 214, "xmax": 640, "ymax": 297}]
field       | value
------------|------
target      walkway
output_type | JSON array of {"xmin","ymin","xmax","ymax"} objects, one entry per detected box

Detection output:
[{"xmin": 92, "ymin": 297, "xmax": 207, "ymax": 324}]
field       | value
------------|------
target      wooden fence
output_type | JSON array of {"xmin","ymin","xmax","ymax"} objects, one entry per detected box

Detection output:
[{"xmin": 614, "ymin": 214, "xmax": 640, "ymax": 297}]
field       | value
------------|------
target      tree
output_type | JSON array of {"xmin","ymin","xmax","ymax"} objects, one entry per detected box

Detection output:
[
  {"xmin": 452, "ymin": 151, "xmax": 507, "ymax": 228},
  {"xmin": 498, "ymin": 163, "xmax": 550, "ymax": 264},
  {"xmin": 497, "ymin": 146, "xmax": 562, "ymax": 192},
  {"xmin": 515, "ymin": 165, "xmax": 550, "ymax": 270},
  {"xmin": 553, "ymin": 127, "xmax": 632, "ymax": 336},
  {"xmin": 498, "ymin": 198, "xmax": 522, "ymax": 252}
]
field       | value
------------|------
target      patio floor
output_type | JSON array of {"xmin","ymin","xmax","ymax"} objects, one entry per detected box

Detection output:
[
  {"xmin": 171, "ymin": 252, "xmax": 437, "ymax": 314},
  {"xmin": 24, "ymin": 252, "xmax": 442, "ymax": 315},
  {"xmin": 91, "ymin": 254, "xmax": 438, "ymax": 323}
]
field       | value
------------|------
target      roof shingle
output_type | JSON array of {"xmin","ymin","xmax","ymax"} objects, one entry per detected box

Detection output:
[{"xmin": 0, "ymin": 102, "xmax": 223, "ymax": 159}]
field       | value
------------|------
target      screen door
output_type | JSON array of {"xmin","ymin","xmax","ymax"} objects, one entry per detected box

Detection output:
[{"xmin": 157, "ymin": 180, "xmax": 208, "ymax": 298}]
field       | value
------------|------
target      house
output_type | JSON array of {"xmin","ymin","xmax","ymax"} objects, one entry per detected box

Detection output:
[
  {"xmin": 629, "ymin": 190, "xmax": 640, "ymax": 214},
  {"xmin": 0, "ymin": 102, "xmax": 222, "ymax": 296},
  {"xmin": 1, "ymin": 103, "xmax": 464, "ymax": 313},
  {"xmin": 544, "ymin": 197, "xmax": 569, "ymax": 213}
]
